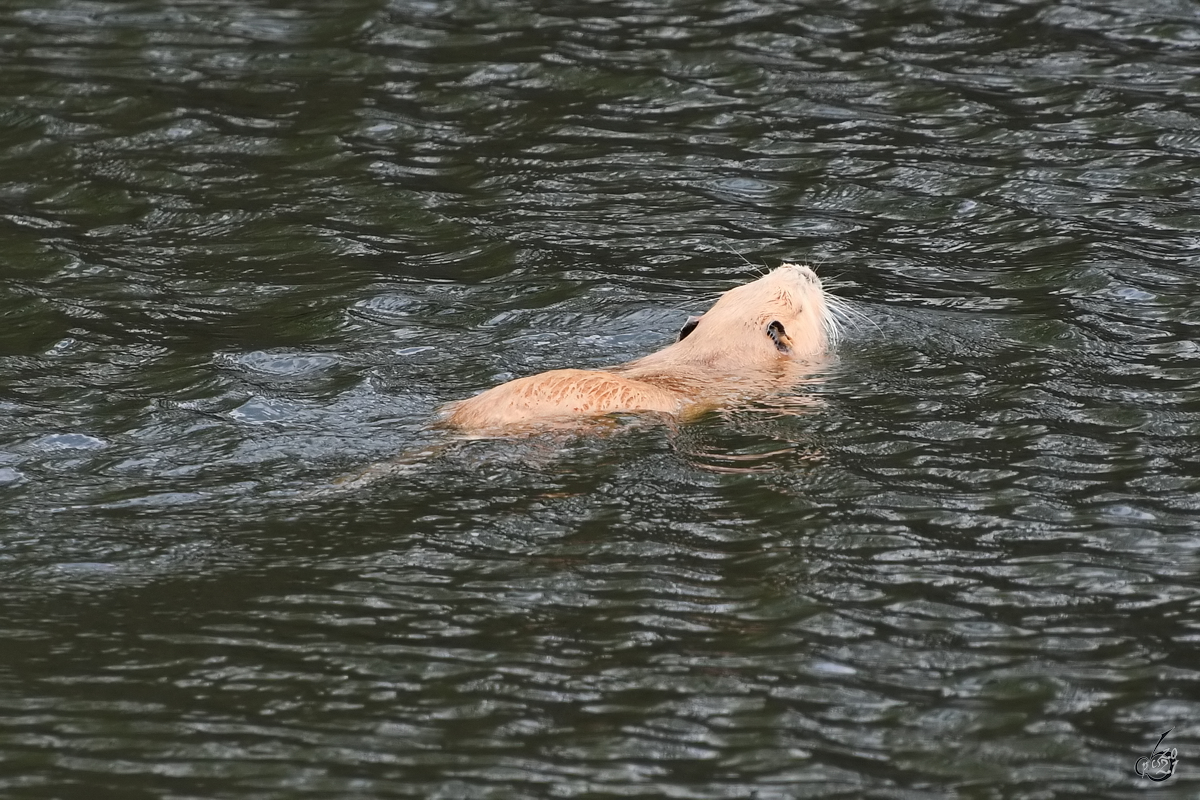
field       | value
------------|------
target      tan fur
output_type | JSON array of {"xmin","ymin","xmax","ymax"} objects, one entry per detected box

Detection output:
[{"xmin": 441, "ymin": 263, "xmax": 833, "ymax": 432}]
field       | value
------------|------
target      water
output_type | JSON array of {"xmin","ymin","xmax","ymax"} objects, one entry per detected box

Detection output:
[{"xmin": 2, "ymin": 0, "xmax": 1199, "ymax": 796}]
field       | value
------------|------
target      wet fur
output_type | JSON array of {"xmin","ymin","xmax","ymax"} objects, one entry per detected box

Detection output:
[{"xmin": 441, "ymin": 263, "xmax": 834, "ymax": 432}]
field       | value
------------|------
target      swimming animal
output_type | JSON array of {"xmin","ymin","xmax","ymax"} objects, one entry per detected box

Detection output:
[{"xmin": 441, "ymin": 263, "xmax": 837, "ymax": 432}]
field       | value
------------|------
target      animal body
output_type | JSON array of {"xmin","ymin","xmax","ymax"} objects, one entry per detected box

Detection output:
[{"xmin": 441, "ymin": 263, "xmax": 838, "ymax": 432}]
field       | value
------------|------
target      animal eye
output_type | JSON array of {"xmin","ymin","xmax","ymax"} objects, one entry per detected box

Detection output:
[
  {"xmin": 767, "ymin": 320, "xmax": 790, "ymax": 353},
  {"xmin": 678, "ymin": 315, "xmax": 702, "ymax": 341}
]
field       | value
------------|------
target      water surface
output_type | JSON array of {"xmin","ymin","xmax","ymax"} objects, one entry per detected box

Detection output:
[{"xmin": 2, "ymin": 0, "xmax": 1199, "ymax": 797}]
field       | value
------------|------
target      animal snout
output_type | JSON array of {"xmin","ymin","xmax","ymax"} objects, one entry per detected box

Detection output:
[{"xmin": 782, "ymin": 262, "xmax": 818, "ymax": 281}]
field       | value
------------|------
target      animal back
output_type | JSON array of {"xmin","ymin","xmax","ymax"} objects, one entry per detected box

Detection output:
[{"xmin": 442, "ymin": 369, "xmax": 683, "ymax": 430}]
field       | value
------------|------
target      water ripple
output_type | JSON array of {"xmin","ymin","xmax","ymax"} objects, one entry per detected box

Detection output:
[{"xmin": 3, "ymin": 0, "xmax": 1200, "ymax": 797}]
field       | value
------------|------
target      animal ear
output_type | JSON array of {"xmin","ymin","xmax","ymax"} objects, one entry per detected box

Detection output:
[
  {"xmin": 766, "ymin": 320, "xmax": 791, "ymax": 354},
  {"xmin": 678, "ymin": 315, "xmax": 702, "ymax": 341}
]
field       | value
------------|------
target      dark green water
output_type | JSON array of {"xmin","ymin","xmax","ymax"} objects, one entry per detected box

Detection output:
[{"xmin": 2, "ymin": 0, "xmax": 1199, "ymax": 797}]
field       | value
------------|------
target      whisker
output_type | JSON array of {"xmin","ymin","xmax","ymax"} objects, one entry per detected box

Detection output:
[
  {"xmin": 827, "ymin": 300, "xmax": 867, "ymax": 326},
  {"xmin": 716, "ymin": 240, "xmax": 761, "ymax": 277},
  {"xmin": 824, "ymin": 297, "xmax": 882, "ymax": 336}
]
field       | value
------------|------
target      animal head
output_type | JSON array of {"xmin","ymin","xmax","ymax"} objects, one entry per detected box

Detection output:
[{"xmin": 673, "ymin": 263, "xmax": 836, "ymax": 367}]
